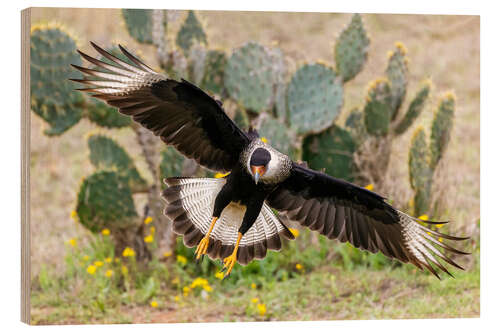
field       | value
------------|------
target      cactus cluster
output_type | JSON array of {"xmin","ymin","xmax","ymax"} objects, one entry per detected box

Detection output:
[
  {"xmin": 409, "ymin": 93, "xmax": 455, "ymax": 216},
  {"xmin": 31, "ymin": 11, "xmax": 457, "ymax": 261}
]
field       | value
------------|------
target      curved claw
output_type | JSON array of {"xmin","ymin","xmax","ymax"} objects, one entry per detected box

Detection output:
[{"xmin": 195, "ymin": 236, "xmax": 210, "ymax": 260}]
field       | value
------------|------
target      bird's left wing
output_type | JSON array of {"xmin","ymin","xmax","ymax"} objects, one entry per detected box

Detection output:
[
  {"xmin": 71, "ymin": 42, "xmax": 249, "ymax": 172},
  {"xmin": 267, "ymin": 162, "xmax": 468, "ymax": 278}
]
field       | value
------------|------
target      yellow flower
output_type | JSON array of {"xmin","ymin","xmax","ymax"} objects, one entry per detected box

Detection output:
[
  {"xmin": 150, "ymin": 300, "xmax": 158, "ymax": 308},
  {"xmin": 177, "ymin": 255, "xmax": 187, "ymax": 265},
  {"xmin": 101, "ymin": 228, "xmax": 110, "ymax": 236},
  {"xmin": 70, "ymin": 210, "xmax": 77, "ymax": 220},
  {"xmin": 364, "ymin": 184, "xmax": 374, "ymax": 191},
  {"xmin": 144, "ymin": 234, "xmax": 154, "ymax": 243},
  {"xmin": 150, "ymin": 226, "xmax": 155, "ymax": 234},
  {"xmin": 203, "ymin": 285, "xmax": 213, "ymax": 292},
  {"xmin": 105, "ymin": 257, "xmax": 112, "ymax": 263},
  {"xmin": 86, "ymin": 265, "xmax": 97, "ymax": 275},
  {"xmin": 163, "ymin": 251, "xmax": 173, "ymax": 258},
  {"xmin": 183, "ymin": 286, "xmax": 191, "ymax": 296},
  {"xmin": 121, "ymin": 265, "xmax": 128, "ymax": 275},
  {"xmin": 82, "ymin": 255, "xmax": 89, "ymax": 262},
  {"xmin": 105, "ymin": 269, "xmax": 114, "ymax": 278},
  {"xmin": 251, "ymin": 297, "xmax": 259, "ymax": 303},
  {"xmin": 296, "ymin": 263, "xmax": 303, "ymax": 270},
  {"xmin": 94, "ymin": 260, "xmax": 103, "ymax": 267},
  {"xmin": 144, "ymin": 216, "xmax": 153, "ymax": 225},
  {"xmin": 191, "ymin": 277, "xmax": 209, "ymax": 289},
  {"xmin": 251, "ymin": 283, "xmax": 257, "ymax": 289},
  {"xmin": 171, "ymin": 277, "xmax": 180, "ymax": 285},
  {"xmin": 67, "ymin": 238, "xmax": 77, "ymax": 247},
  {"xmin": 122, "ymin": 247, "xmax": 136, "ymax": 257},
  {"xmin": 418, "ymin": 215, "xmax": 429, "ymax": 221},
  {"xmin": 114, "ymin": 258, "xmax": 120, "ymax": 263},
  {"xmin": 438, "ymin": 237, "xmax": 443, "ymax": 242},
  {"xmin": 174, "ymin": 295, "xmax": 181, "ymax": 302},
  {"xmin": 435, "ymin": 224, "xmax": 444, "ymax": 229},
  {"xmin": 214, "ymin": 172, "xmax": 230, "ymax": 178},
  {"xmin": 260, "ymin": 137, "xmax": 268, "ymax": 143},
  {"xmin": 257, "ymin": 303, "xmax": 267, "ymax": 316},
  {"xmin": 289, "ymin": 228, "xmax": 300, "ymax": 238},
  {"xmin": 215, "ymin": 271, "xmax": 224, "ymax": 280}
]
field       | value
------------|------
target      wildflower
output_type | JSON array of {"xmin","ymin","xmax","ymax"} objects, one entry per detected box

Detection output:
[
  {"xmin": 296, "ymin": 263, "xmax": 304, "ymax": 270},
  {"xmin": 364, "ymin": 184, "xmax": 374, "ymax": 191},
  {"xmin": 257, "ymin": 303, "xmax": 267, "ymax": 316},
  {"xmin": 191, "ymin": 277, "xmax": 209, "ymax": 289},
  {"xmin": 70, "ymin": 210, "xmax": 77, "ymax": 221},
  {"xmin": 250, "ymin": 283, "xmax": 257, "ymax": 289},
  {"xmin": 214, "ymin": 172, "xmax": 230, "ymax": 178},
  {"xmin": 144, "ymin": 234, "xmax": 154, "ymax": 243},
  {"xmin": 174, "ymin": 295, "xmax": 181, "ymax": 302},
  {"xmin": 101, "ymin": 228, "xmax": 110, "ymax": 236},
  {"xmin": 289, "ymin": 228, "xmax": 300, "ymax": 238},
  {"xmin": 150, "ymin": 300, "xmax": 158, "ymax": 308},
  {"xmin": 94, "ymin": 260, "xmax": 103, "ymax": 267},
  {"xmin": 438, "ymin": 237, "xmax": 443, "ymax": 242},
  {"xmin": 121, "ymin": 265, "xmax": 128, "ymax": 275},
  {"xmin": 418, "ymin": 215, "xmax": 429, "ymax": 221},
  {"xmin": 215, "ymin": 271, "xmax": 224, "ymax": 280},
  {"xmin": 203, "ymin": 285, "xmax": 213, "ymax": 292},
  {"xmin": 150, "ymin": 226, "xmax": 155, "ymax": 234},
  {"xmin": 435, "ymin": 224, "xmax": 444, "ymax": 229},
  {"xmin": 251, "ymin": 297, "xmax": 259, "ymax": 304},
  {"xmin": 183, "ymin": 286, "xmax": 191, "ymax": 296},
  {"xmin": 105, "ymin": 269, "xmax": 114, "ymax": 278},
  {"xmin": 260, "ymin": 137, "xmax": 268, "ymax": 143},
  {"xmin": 144, "ymin": 216, "xmax": 153, "ymax": 225},
  {"xmin": 171, "ymin": 277, "xmax": 180, "ymax": 285},
  {"xmin": 105, "ymin": 257, "xmax": 112, "ymax": 263},
  {"xmin": 177, "ymin": 255, "xmax": 187, "ymax": 265},
  {"xmin": 122, "ymin": 247, "xmax": 136, "ymax": 257},
  {"xmin": 67, "ymin": 238, "xmax": 77, "ymax": 247},
  {"xmin": 82, "ymin": 255, "xmax": 90, "ymax": 262},
  {"xmin": 163, "ymin": 251, "xmax": 172, "ymax": 258},
  {"xmin": 86, "ymin": 265, "xmax": 97, "ymax": 275}
]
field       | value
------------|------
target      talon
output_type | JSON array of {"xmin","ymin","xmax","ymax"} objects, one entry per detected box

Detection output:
[
  {"xmin": 221, "ymin": 232, "xmax": 242, "ymax": 279},
  {"xmin": 195, "ymin": 236, "xmax": 210, "ymax": 260}
]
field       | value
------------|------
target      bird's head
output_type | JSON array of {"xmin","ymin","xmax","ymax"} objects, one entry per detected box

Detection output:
[{"xmin": 249, "ymin": 148, "xmax": 271, "ymax": 184}]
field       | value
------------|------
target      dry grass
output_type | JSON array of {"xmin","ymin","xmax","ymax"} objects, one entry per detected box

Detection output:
[{"xmin": 29, "ymin": 9, "xmax": 479, "ymax": 320}]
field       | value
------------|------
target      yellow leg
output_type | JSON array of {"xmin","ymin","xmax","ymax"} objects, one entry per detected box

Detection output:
[
  {"xmin": 221, "ymin": 232, "xmax": 242, "ymax": 278},
  {"xmin": 195, "ymin": 217, "xmax": 218, "ymax": 260}
]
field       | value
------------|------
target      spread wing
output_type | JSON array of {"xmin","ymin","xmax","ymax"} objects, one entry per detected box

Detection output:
[
  {"xmin": 71, "ymin": 42, "xmax": 250, "ymax": 172},
  {"xmin": 267, "ymin": 163, "xmax": 469, "ymax": 278}
]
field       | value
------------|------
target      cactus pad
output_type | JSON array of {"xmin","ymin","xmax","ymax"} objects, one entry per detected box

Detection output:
[
  {"xmin": 335, "ymin": 13, "xmax": 370, "ymax": 82},
  {"xmin": 429, "ymin": 93, "xmax": 455, "ymax": 170},
  {"xmin": 345, "ymin": 107, "xmax": 367, "ymax": 143},
  {"xmin": 200, "ymin": 50, "xmax": 227, "ymax": 96},
  {"xmin": 176, "ymin": 10, "xmax": 207, "ymax": 54},
  {"xmin": 232, "ymin": 107, "xmax": 250, "ymax": 131},
  {"xmin": 408, "ymin": 127, "xmax": 433, "ymax": 216},
  {"xmin": 87, "ymin": 101, "xmax": 132, "ymax": 128},
  {"xmin": 187, "ymin": 44, "xmax": 207, "ymax": 85},
  {"xmin": 363, "ymin": 79, "xmax": 392, "ymax": 137},
  {"xmin": 287, "ymin": 63, "xmax": 343, "ymax": 135},
  {"xmin": 159, "ymin": 146, "xmax": 185, "ymax": 180},
  {"xmin": 394, "ymin": 80, "xmax": 431, "ymax": 135},
  {"xmin": 225, "ymin": 42, "xmax": 275, "ymax": 113},
  {"xmin": 302, "ymin": 124, "xmax": 357, "ymax": 181},
  {"xmin": 75, "ymin": 171, "xmax": 138, "ymax": 233},
  {"xmin": 386, "ymin": 42, "xmax": 409, "ymax": 117},
  {"xmin": 30, "ymin": 25, "xmax": 84, "ymax": 135},
  {"xmin": 122, "ymin": 9, "xmax": 159, "ymax": 44},
  {"xmin": 269, "ymin": 47, "xmax": 289, "ymax": 122},
  {"xmin": 87, "ymin": 134, "xmax": 147, "ymax": 192},
  {"xmin": 258, "ymin": 116, "xmax": 297, "ymax": 158}
]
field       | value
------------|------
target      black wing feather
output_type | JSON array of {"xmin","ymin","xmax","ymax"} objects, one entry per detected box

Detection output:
[
  {"xmin": 71, "ymin": 42, "xmax": 249, "ymax": 172},
  {"xmin": 267, "ymin": 163, "xmax": 469, "ymax": 278}
]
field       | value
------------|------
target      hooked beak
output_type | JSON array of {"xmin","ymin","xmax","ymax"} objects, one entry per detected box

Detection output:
[{"xmin": 251, "ymin": 165, "xmax": 266, "ymax": 184}]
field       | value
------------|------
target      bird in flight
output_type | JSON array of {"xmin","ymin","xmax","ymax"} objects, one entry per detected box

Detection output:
[{"xmin": 71, "ymin": 42, "xmax": 468, "ymax": 279}]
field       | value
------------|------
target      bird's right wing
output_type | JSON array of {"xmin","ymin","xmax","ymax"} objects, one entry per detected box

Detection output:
[
  {"xmin": 71, "ymin": 42, "xmax": 250, "ymax": 172},
  {"xmin": 267, "ymin": 163, "xmax": 469, "ymax": 278}
]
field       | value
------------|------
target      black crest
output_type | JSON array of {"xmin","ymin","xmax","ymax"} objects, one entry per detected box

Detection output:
[{"xmin": 250, "ymin": 148, "xmax": 271, "ymax": 166}]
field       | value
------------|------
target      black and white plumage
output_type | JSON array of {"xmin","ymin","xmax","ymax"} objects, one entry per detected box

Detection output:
[{"xmin": 72, "ymin": 42, "xmax": 468, "ymax": 278}]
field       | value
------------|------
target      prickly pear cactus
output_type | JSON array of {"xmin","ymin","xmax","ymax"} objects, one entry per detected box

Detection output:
[
  {"xmin": 335, "ymin": 13, "xmax": 370, "ymax": 83},
  {"xmin": 363, "ymin": 79, "xmax": 392, "ymax": 137},
  {"xmin": 122, "ymin": 9, "xmax": 156, "ymax": 44},
  {"xmin": 30, "ymin": 24, "xmax": 84, "ymax": 135},
  {"xmin": 386, "ymin": 42, "xmax": 409, "ymax": 117},
  {"xmin": 87, "ymin": 134, "xmax": 147, "ymax": 192},
  {"xmin": 268, "ymin": 47, "xmax": 289, "ymax": 123},
  {"xmin": 302, "ymin": 124, "xmax": 357, "ymax": 181},
  {"xmin": 258, "ymin": 116, "xmax": 297, "ymax": 158},
  {"xmin": 187, "ymin": 44, "xmax": 207, "ymax": 85},
  {"xmin": 344, "ymin": 107, "xmax": 366, "ymax": 144},
  {"xmin": 225, "ymin": 42, "xmax": 275, "ymax": 113},
  {"xmin": 200, "ymin": 50, "xmax": 227, "ymax": 96},
  {"xmin": 394, "ymin": 80, "xmax": 431, "ymax": 135},
  {"xmin": 287, "ymin": 63, "xmax": 343, "ymax": 135},
  {"xmin": 159, "ymin": 146, "xmax": 185, "ymax": 181},
  {"xmin": 176, "ymin": 10, "xmax": 207, "ymax": 54},
  {"xmin": 408, "ymin": 127, "xmax": 433, "ymax": 216},
  {"xmin": 75, "ymin": 171, "xmax": 138, "ymax": 233},
  {"xmin": 87, "ymin": 101, "xmax": 132, "ymax": 128},
  {"xmin": 232, "ymin": 107, "xmax": 250, "ymax": 131},
  {"xmin": 429, "ymin": 93, "xmax": 455, "ymax": 170}
]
